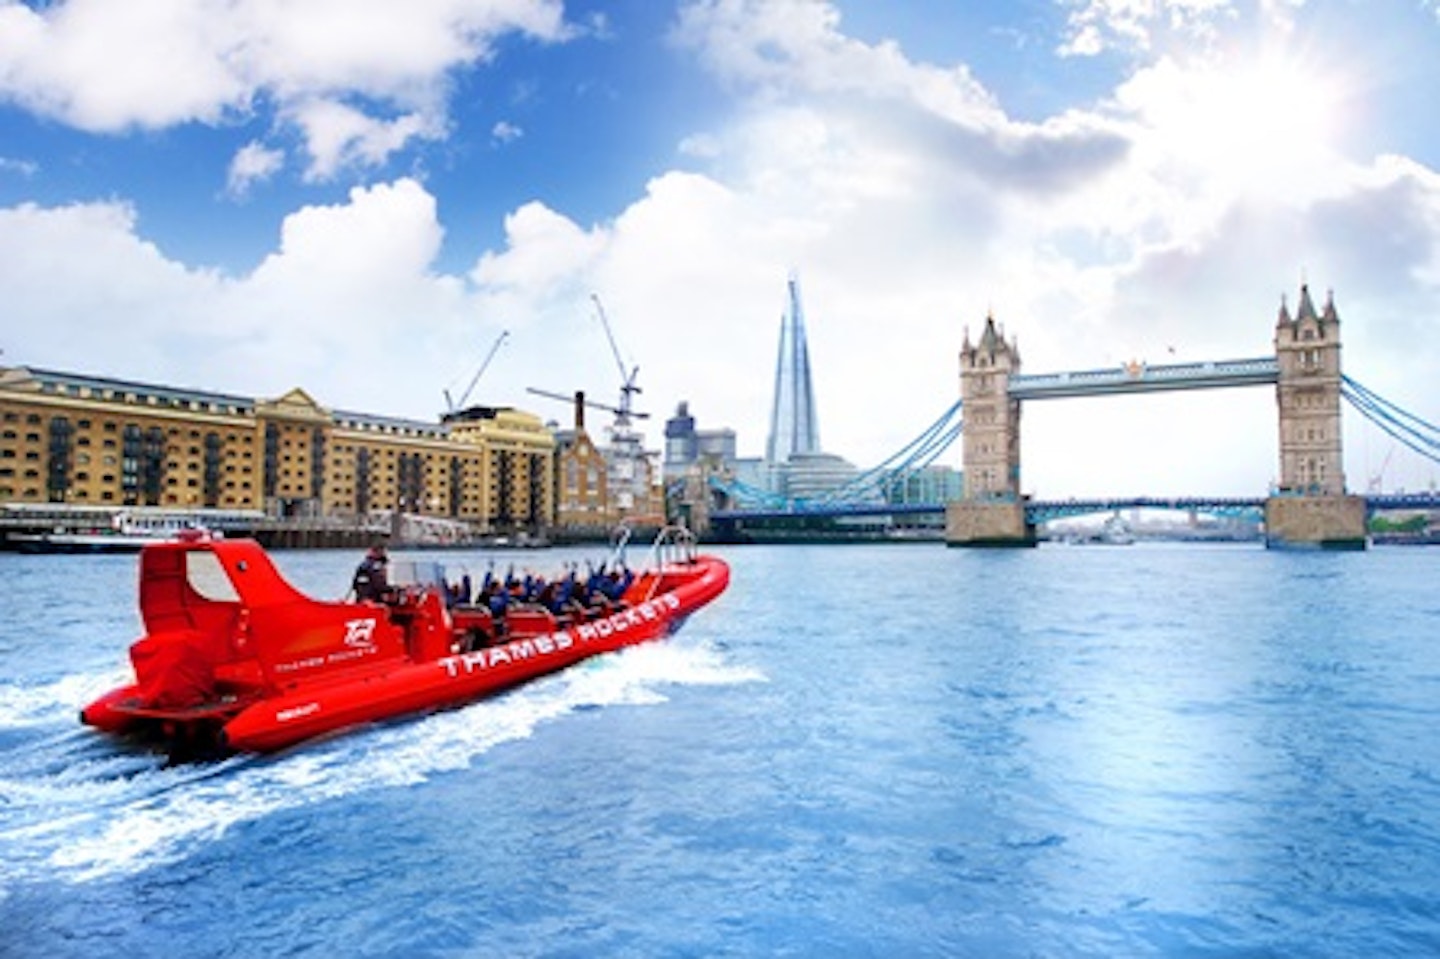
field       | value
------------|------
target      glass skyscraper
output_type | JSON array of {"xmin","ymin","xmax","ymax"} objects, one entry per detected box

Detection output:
[{"xmin": 765, "ymin": 274, "xmax": 821, "ymax": 465}]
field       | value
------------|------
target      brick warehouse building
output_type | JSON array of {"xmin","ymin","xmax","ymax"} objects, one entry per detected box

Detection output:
[{"xmin": 0, "ymin": 365, "xmax": 556, "ymax": 534}]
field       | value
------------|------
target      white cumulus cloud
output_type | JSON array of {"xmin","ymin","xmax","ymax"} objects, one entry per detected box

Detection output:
[
  {"xmin": 0, "ymin": 0, "xmax": 570, "ymax": 179},
  {"xmin": 227, "ymin": 140, "xmax": 286, "ymax": 196}
]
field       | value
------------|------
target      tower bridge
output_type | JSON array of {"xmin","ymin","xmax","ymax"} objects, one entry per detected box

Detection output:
[
  {"xmin": 703, "ymin": 281, "xmax": 1440, "ymax": 548},
  {"xmin": 953, "ymin": 283, "xmax": 1384, "ymax": 548}
]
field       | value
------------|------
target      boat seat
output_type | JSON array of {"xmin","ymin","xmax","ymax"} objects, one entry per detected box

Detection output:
[{"xmin": 506, "ymin": 605, "xmax": 558, "ymax": 638}]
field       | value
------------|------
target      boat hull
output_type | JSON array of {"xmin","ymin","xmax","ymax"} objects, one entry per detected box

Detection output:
[
  {"xmin": 219, "ymin": 588, "xmax": 700, "ymax": 752},
  {"xmin": 80, "ymin": 534, "xmax": 728, "ymax": 756}
]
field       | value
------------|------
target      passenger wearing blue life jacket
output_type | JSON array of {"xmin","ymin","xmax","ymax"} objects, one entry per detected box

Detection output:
[
  {"xmin": 537, "ymin": 580, "xmax": 562, "ymax": 615},
  {"xmin": 544, "ymin": 576, "xmax": 582, "ymax": 619},
  {"xmin": 485, "ymin": 582, "xmax": 509, "ymax": 617},
  {"xmin": 584, "ymin": 568, "xmax": 605, "ymax": 600},
  {"xmin": 482, "ymin": 581, "xmax": 509, "ymax": 639},
  {"xmin": 558, "ymin": 571, "xmax": 581, "ymax": 613},
  {"xmin": 602, "ymin": 567, "xmax": 634, "ymax": 602}
]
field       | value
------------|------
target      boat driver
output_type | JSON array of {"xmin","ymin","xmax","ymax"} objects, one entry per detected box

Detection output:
[{"xmin": 352, "ymin": 544, "xmax": 391, "ymax": 602}]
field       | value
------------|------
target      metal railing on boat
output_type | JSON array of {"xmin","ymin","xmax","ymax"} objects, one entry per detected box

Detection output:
[{"xmin": 603, "ymin": 523, "xmax": 702, "ymax": 602}]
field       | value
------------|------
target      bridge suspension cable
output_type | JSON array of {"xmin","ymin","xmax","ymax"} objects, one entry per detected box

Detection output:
[
  {"xmin": 787, "ymin": 398, "xmax": 964, "ymax": 508},
  {"xmin": 708, "ymin": 398, "xmax": 964, "ymax": 511},
  {"xmin": 799, "ymin": 398, "xmax": 962, "ymax": 506},
  {"xmin": 709, "ymin": 474, "xmax": 791, "ymax": 510},
  {"xmin": 1340, "ymin": 375, "xmax": 1440, "ymax": 467}
]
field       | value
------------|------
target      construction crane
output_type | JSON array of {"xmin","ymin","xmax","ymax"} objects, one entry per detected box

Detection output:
[
  {"xmin": 526, "ymin": 387, "xmax": 651, "ymax": 423},
  {"xmin": 591, "ymin": 293, "xmax": 643, "ymax": 427},
  {"xmin": 526, "ymin": 385, "xmax": 655, "ymax": 515},
  {"xmin": 1368, "ymin": 444, "xmax": 1396, "ymax": 493},
  {"xmin": 444, "ymin": 330, "xmax": 509, "ymax": 413},
  {"xmin": 528, "ymin": 297, "xmax": 656, "ymax": 516}
]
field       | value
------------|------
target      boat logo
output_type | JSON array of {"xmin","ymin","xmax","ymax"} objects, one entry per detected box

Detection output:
[
  {"xmin": 343, "ymin": 617, "xmax": 378, "ymax": 649},
  {"xmin": 276, "ymin": 702, "xmax": 320, "ymax": 723}
]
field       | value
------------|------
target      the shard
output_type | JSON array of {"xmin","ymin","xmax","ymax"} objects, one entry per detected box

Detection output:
[{"xmin": 765, "ymin": 275, "xmax": 821, "ymax": 464}]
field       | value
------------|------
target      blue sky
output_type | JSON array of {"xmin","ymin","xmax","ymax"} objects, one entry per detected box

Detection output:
[{"xmin": 2, "ymin": 0, "xmax": 1439, "ymax": 497}]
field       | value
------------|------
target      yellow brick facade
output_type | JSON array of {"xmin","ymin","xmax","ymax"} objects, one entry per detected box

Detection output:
[{"xmin": 0, "ymin": 366, "xmax": 553, "ymax": 532}]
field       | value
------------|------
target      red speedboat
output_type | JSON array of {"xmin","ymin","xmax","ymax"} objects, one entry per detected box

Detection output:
[{"xmin": 81, "ymin": 528, "xmax": 728, "ymax": 757}]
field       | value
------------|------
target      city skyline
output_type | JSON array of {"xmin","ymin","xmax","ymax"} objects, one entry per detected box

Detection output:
[{"xmin": 3, "ymin": 2, "xmax": 1440, "ymax": 497}]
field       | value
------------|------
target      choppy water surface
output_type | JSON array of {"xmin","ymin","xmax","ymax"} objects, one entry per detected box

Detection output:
[{"xmin": 2, "ymin": 543, "xmax": 1438, "ymax": 957}]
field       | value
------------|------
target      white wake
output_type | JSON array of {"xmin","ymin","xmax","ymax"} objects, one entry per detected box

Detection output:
[{"xmin": 0, "ymin": 638, "xmax": 765, "ymax": 887}]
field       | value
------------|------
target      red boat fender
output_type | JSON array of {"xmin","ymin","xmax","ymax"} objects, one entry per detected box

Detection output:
[{"xmin": 80, "ymin": 684, "xmax": 141, "ymax": 733}]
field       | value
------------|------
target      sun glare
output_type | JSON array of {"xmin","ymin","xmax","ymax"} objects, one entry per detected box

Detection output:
[
  {"xmin": 1130, "ymin": 49, "xmax": 1347, "ymax": 196},
  {"xmin": 1212, "ymin": 55, "xmax": 1337, "ymax": 151}
]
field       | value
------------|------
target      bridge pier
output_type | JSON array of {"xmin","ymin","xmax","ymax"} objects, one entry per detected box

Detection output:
[
  {"xmin": 1263, "ymin": 494, "xmax": 1367, "ymax": 550},
  {"xmin": 944, "ymin": 500, "xmax": 1036, "ymax": 547}
]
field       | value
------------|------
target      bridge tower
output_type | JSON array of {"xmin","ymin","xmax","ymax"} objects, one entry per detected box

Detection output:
[
  {"xmin": 1274, "ymin": 284, "xmax": 1345, "ymax": 494},
  {"xmin": 959, "ymin": 315, "xmax": 1022, "ymax": 498},
  {"xmin": 1266, "ymin": 284, "xmax": 1367, "ymax": 548},
  {"xmin": 946, "ymin": 314, "xmax": 1036, "ymax": 546}
]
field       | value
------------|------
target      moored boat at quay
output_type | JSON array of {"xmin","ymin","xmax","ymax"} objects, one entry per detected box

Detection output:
[
  {"xmin": 8, "ymin": 508, "xmax": 218, "ymax": 553},
  {"xmin": 80, "ymin": 526, "xmax": 728, "ymax": 757}
]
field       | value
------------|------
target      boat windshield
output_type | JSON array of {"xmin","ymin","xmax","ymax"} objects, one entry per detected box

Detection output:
[
  {"xmin": 186, "ymin": 550, "xmax": 241, "ymax": 603},
  {"xmin": 388, "ymin": 560, "xmax": 450, "ymax": 591}
]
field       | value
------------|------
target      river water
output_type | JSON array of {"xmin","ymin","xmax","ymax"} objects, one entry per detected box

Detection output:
[{"xmin": 1, "ymin": 542, "xmax": 1438, "ymax": 958}]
